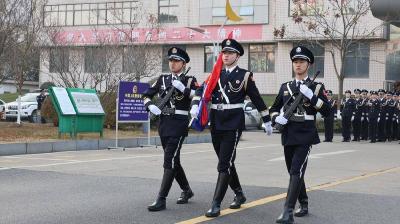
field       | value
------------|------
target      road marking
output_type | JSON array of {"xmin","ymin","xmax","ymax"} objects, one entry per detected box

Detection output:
[
  {"xmin": 2, "ymin": 156, "xmax": 80, "ymax": 162},
  {"xmin": 176, "ymin": 166, "xmax": 400, "ymax": 224},
  {"xmin": 0, "ymin": 144, "xmax": 277, "ymax": 171},
  {"xmin": 268, "ymin": 150, "xmax": 357, "ymax": 162}
]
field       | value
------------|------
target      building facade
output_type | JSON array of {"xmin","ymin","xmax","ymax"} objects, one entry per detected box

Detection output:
[{"xmin": 38, "ymin": 0, "xmax": 397, "ymax": 94}]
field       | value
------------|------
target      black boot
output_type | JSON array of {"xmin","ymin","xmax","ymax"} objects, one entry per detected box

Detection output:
[
  {"xmin": 175, "ymin": 165, "xmax": 194, "ymax": 204},
  {"xmin": 294, "ymin": 179, "xmax": 309, "ymax": 217},
  {"xmin": 148, "ymin": 169, "xmax": 175, "ymax": 211},
  {"xmin": 205, "ymin": 172, "xmax": 230, "ymax": 217},
  {"xmin": 276, "ymin": 175, "xmax": 302, "ymax": 224},
  {"xmin": 229, "ymin": 166, "xmax": 246, "ymax": 209}
]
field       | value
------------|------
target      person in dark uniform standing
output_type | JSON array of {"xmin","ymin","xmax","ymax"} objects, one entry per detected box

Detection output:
[
  {"xmin": 340, "ymin": 90, "xmax": 356, "ymax": 142},
  {"xmin": 270, "ymin": 46, "xmax": 330, "ymax": 224},
  {"xmin": 323, "ymin": 90, "xmax": 335, "ymax": 142},
  {"xmin": 361, "ymin": 89, "xmax": 369, "ymax": 140},
  {"xmin": 190, "ymin": 38, "xmax": 273, "ymax": 217},
  {"xmin": 143, "ymin": 47, "xmax": 198, "ymax": 211},
  {"xmin": 393, "ymin": 93, "xmax": 399, "ymax": 141},
  {"xmin": 377, "ymin": 89, "xmax": 387, "ymax": 142},
  {"xmin": 352, "ymin": 89, "xmax": 363, "ymax": 141},
  {"xmin": 36, "ymin": 89, "xmax": 47, "ymax": 123},
  {"xmin": 385, "ymin": 92, "xmax": 396, "ymax": 141},
  {"xmin": 368, "ymin": 91, "xmax": 380, "ymax": 143}
]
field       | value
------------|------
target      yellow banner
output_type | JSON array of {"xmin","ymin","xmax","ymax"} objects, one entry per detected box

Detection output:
[{"xmin": 226, "ymin": 0, "xmax": 242, "ymax": 22}]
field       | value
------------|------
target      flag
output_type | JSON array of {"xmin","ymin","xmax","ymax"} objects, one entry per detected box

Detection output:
[
  {"xmin": 226, "ymin": 0, "xmax": 242, "ymax": 22},
  {"xmin": 191, "ymin": 31, "xmax": 233, "ymax": 131}
]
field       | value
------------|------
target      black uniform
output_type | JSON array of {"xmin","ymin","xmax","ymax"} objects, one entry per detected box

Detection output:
[
  {"xmin": 386, "ymin": 97, "xmax": 396, "ymax": 141},
  {"xmin": 394, "ymin": 98, "xmax": 400, "ymax": 141},
  {"xmin": 36, "ymin": 93, "xmax": 46, "ymax": 110},
  {"xmin": 377, "ymin": 97, "xmax": 387, "ymax": 141},
  {"xmin": 144, "ymin": 47, "xmax": 197, "ymax": 211},
  {"xmin": 323, "ymin": 98, "xmax": 336, "ymax": 142},
  {"xmin": 352, "ymin": 97, "xmax": 364, "ymax": 141},
  {"xmin": 368, "ymin": 97, "xmax": 380, "ymax": 143},
  {"xmin": 361, "ymin": 95, "xmax": 370, "ymax": 140},
  {"xmin": 340, "ymin": 96, "xmax": 356, "ymax": 142}
]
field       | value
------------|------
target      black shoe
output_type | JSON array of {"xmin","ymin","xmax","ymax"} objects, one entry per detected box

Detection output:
[
  {"xmin": 205, "ymin": 172, "xmax": 230, "ymax": 217},
  {"xmin": 370, "ymin": 140, "xmax": 376, "ymax": 143},
  {"xmin": 148, "ymin": 197, "xmax": 166, "ymax": 211},
  {"xmin": 294, "ymin": 202, "xmax": 308, "ymax": 217},
  {"xmin": 342, "ymin": 139, "xmax": 350, "ymax": 142},
  {"xmin": 177, "ymin": 189, "xmax": 194, "ymax": 204},
  {"xmin": 276, "ymin": 175, "xmax": 301, "ymax": 224},
  {"xmin": 148, "ymin": 169, "xmax": 175, "ymax": 212},
  {"xmin": 229, "ymin": 191, "xmax": 246, "ymax": 209}
]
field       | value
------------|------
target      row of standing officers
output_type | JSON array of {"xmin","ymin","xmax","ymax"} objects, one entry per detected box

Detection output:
[{"xmin": 324, "ymin": 89, "xmax": 400, "ymax": 143}]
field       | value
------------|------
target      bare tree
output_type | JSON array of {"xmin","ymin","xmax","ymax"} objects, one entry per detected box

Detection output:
[{"xmin": 274, "ymin": 0, "xmax": 387, "ymax": 106}]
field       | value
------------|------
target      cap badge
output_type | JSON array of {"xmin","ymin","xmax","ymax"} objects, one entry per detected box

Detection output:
[
  {"xmin": 172, "ymin": 48, "xmax": 177, "ymax": 53},
  {"xmin": 226, "ymin": 40, "xmax": 231, "ymax": 45},
  {"xmin": 296, "ymin": 47, "xmax": 302, "ymax": 53}
]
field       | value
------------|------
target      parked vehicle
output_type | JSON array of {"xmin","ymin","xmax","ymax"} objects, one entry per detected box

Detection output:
[
  {"xmin": 0, "ymin": 99, "xmax": 5, "ymax": 119},
  {"xmin": 5, "ymin": 93, "xmax": 45, "ymax": 122},
  {"xmin": 243, "ymin": 100, "xmax": 263, "ymax": 130}
]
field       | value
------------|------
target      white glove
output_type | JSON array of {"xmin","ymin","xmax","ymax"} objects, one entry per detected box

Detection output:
[
  {"xmin": 377, "ymin": 117, "xmax": 380, "ymax": 122},
  {"xmin": 299, "ymin": 84, "xmax": 313, "ymax": 100},
  {"xmin": 361, "ymin": 117, "xmax": 364, "ymax": 122},
  {"xmin": 275, "ymin": 114, "xmax": 288, "ymax": 125},
  {"xmin": 264, "ymin": 121, "xmax": 273, "ymax": 136},
  {"xmin": 351, "ymin": 116, "xmax": 354, "ymax": 122},
  {"xmin": 172, "ymin": 80, "xmax": 186, "ymax": 93},
  {"xmin": 190, "ymin": 105, "xmax": 199, "ymax": 118},
  {"xmin": 148, "ymin": 104, "xmax": 161, "ymax": 116}
]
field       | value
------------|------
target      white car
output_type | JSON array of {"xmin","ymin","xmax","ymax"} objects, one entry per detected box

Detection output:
[
  {"xmin": 243, "ymin": 100, "xmax": 264, "ymax": 130},
  {"xmin": 0, "ymin": 99, "xmax": 5, "ymax": 119},
  {"xmin": 5, "ymin": 93, "xmax": 42, "ymax": 122}
]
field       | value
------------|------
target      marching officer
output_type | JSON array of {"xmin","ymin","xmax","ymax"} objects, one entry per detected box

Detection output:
[
  {"xmin": 270, "ymin": 46, "xmax": 330, "ymax": 224},
  {"xmin": 377, "ymin": 89, "xmax": 387, "ymax": 142},
  {"xmin": 190, "ymin": 38, "xmax": 273, "ymax": 217},
  {"xmin": 361, "ymin": 89, "xmax": 369, "ymax": 140},
  {"xmin": 394, "ymin": 92, "xmax": 400, "ymax": 141},
  {"xmin": 340, "ymin": 90, "xmax": 356, "ymax": 142},
  {"xmin": 323, "ymin": 90, "xmax": 336, "ymax": 142},
  {"xmin": 143, "ymin": 47, "xmax": 198, "ymax": 211},
  {"xmin": 385, "ymin": 92, "xmax": 396, "ymax": 141},
  {"xmin": 352, "ymin": 89, "xmax": 363, "ymax": 141},
  {"xmin": 368, "ymin": 91, "xmax": 380, "ymax": 143}
]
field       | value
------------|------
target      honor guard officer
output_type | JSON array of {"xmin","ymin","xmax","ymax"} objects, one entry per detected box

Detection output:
[
  {"xmin": 143, "ymin": 47, "xmax": 198, "ymax": 211},
  {"xmin": 323, "ymin": 90, "xmax": 336, "ymax": 142},
  {"xmin": 361, "ymin": 89, "xmax": 369, "ymax": 140},
  {"xmin": 352, "ymin": 89, "xmax": 363, "ymax": 141},
  {"xmin": 340, "ymin": 90, "xmax": 356, "ymax": 142},
  {"xmin": 385, "ymin": 92, "xmax": 396, "ymax": 141},
  {"xmin": 377, "ymin": 89, "xmax": 387, "ymax": 142},
  {"xmin": 270, "ymin": 46, "xmax": 330, "ymax": 224},
  {"xmin": 393, "ymin": 92, "xmax": 400, "ymax": 141},
  {"xmin": 190, "ymin": 38, "xmax": 273, "ymax": 217},
  {"xmin": 368, "ymin": 91, "xmax": 380, "ymax": 143}
]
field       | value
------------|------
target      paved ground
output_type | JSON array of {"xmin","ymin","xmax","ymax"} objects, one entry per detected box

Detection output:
[{"xmin": 0, "ymin": 131, "xmax": 399, "ymax": 224}]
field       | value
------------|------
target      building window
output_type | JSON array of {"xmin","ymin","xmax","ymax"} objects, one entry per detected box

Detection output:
[
  {"xmin": 161, "ymin": 45, "xmax": 186, "ymax": 73},
  {"xmin": 204, "ymin": 45, "xmax": 221, "ymax": 73},
  {"xmin": 49, "ymin": 48, "xmax": 69, "ymax": 73},
  {"xmin": 344, "ymin": 43, "xmax": 370, "ymax": 78},
  {"xmin": 85, "ymin": 47, "xmax": 107, "ymax": 73},
  {"xmin": 158, "ymin": 0, "xmax": 178, "ymax": 23},
  {"xmin": 289, "ymin": 0, "xmax": 324, "ymax": 17},
  {"xmin": 200, "ymin": 0, "xmax": 269, "ymax": 25},
  {"xmin": 44, "ymin": 1, "xmax": 139, "ymax": 27},
  {"xmin": 249, "ymin": 44, "xmax": 275, "ymax": 73}
]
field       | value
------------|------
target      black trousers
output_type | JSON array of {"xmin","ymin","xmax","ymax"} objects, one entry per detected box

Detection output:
[
  {"xmin": 386, "ymin": 117, "xmax": 393, "ymax": 140},
  {"xmin": 352, "ymin": 118, "xmax": 362, "ymax": 140},
  {"xmin": 284, "ymin": 145, "xmax": 311, "ymax": 203},
  {"xmin": 211, "ymin": 129, "xmax": 243, "ymax": 193},
  {"xmin": 342, "ymin": 116, "xmax": 352, "ymax": 140},
  {"xmin": 160, "ymin": 136, "xmax": 189, "ymax": 189},
  {"xmin": 378, "ymin": 117, "xmax": 386, "ymax": 141},
  {"xmin": 361, "ymin": 117, "xmax": 369, "ymax": 140},
  {"xmin": 369, "ymin": 118, "xmax": 378, "ymax": 142},
  {"xmin": 323, "ymin": 117, "xmax": 334, "ymax": 141},
  {"xmin": 393, "ymin": 120, "xmax": 399, "ymax": 140}
]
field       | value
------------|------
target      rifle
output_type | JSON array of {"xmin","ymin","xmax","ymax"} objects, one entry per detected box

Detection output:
[
  {"xmin": 274, "ymin": 71, "xmax": 320, "ymax": 132},
  {"xmin": 150, "ymin": 67, "xmax": 191, "ymax": 119}
]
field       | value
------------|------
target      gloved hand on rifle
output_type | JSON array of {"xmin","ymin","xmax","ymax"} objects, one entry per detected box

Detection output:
[
  {"xmin": 275, "ymin": 114, "xmax": 288, "ymax": 125},
  {"xmin": 172, "ymin": 80, "xmax": 186, "ymax": 93},
  {"xmin": 190, "ymin": 105, "xmax": 199, "ymax": 118},
  {"xmin": 148, "ymin": 104, "xmax": 161, "ymax": 116},
  {"xmin": 299, "ymin": 84, "xmax": 314, "ymax": 100},
  {"xmin": 264, "ymin": 121, "xmax": 273, "ymax": 135}
]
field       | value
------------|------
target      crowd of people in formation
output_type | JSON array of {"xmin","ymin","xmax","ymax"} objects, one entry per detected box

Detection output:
[{"xmin": 323, "ymin": 89, "xmax": 400, "ymax": 144}]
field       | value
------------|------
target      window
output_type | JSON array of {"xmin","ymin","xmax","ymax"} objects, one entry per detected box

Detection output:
[
  {"xmin": 249, "ymin": 44, "xmax": 275, "ymax": 73},
  {"xmin": 289, "ymin": 0, "xmax": 324, "ymax": 16},
  {"xmin": 122, "ymin": 46, "xmax": 146, "ymax": 73},
  {"xmin": 49, "ymin": 48, "xmax": 69, "ymax": 73},
  {"xmin": 200, "ymin": 0, "xmax": 268, "ymax": 25},
  {"xmin": 204, "ymin": 45, "xmax": 221, "ymax": 73},
  {"xmin": 158, "ymin": 0, "xmax": 178, "ymax": 23},
  {"xmin": 162, "ymin": 45, "xmax": 186, "ymax": 73},
  {"xmin": 85, "ymin": 47, "xmax": 107, "ymax": 73},
  {"xmin": 298, "ymin": 43, "xmax": 325, "ymax": 77},
  {"xmin": 344, "ymin": 43, "xmax": 370, "ymax": 78}
]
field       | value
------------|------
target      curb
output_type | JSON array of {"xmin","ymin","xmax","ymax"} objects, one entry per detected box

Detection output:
[{"xmin": 0, "ymin": 134, "xmax": 211, "ymax": 156}]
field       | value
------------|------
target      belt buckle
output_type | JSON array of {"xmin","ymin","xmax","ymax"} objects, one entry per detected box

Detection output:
[{"xmin": 217, "ymin": 104, "xmax": 224, "ymax": 111}]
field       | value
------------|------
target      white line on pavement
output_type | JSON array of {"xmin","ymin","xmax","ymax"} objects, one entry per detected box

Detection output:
[{"xmin": 268, "ymin": 150, "xmax": 357, "ymax": 162}]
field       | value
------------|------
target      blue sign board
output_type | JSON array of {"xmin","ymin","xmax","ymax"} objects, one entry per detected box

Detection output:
[{"xmin": 118, "ymin": 81, "xmax": 149, "ymax": 122}]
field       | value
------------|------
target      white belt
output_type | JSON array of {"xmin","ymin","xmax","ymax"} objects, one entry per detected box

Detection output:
[
  {"xmin": 175, "ymin": 110, "xmax": 189, "ymax": 115},
  {"xmin": 293, "ymin": 114, "xmax": 315, "ymax": 120},
  {"xmin": 211, "ymin": 103, "xmax": 244, "ymax": 111}
]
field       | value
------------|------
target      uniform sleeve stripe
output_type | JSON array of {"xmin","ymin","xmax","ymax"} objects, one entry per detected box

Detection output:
[
  {"xmin": 314, "ymin": 98, "xmax": 323, "ymax": 109},
  {"xmin": 144, "ymin": 98, "xmax": 151, "ymax": 105},
  {"xmin": 193, "ymin": 96, "xmax": 201, "ymax": 101},
  {"xmin": 271, "ymin": 112, "xmax": 279, "ymax": 117},
  {"xmin": 261, "ymin": 110, "xmax": 270, "ymax": 117}
]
